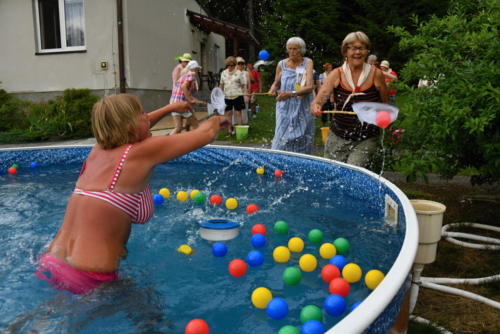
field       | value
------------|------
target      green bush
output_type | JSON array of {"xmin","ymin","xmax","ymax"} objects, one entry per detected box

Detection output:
[
  {"xmin": 388, "ymin": 0, "xmax": 499, "ymax": 184},
  {"xmin": 0, "ymin": 89, "xmax": 29, "ymax": 131}
]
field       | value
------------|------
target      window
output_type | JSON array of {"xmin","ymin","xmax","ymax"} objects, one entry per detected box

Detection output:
[{"xmin": 35, "ymin": 0, "xmax": 85, "ymax": 52}]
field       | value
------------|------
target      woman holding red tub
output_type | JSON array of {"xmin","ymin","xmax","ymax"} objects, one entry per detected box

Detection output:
[{"xmin": 36, "ymin": 94, "xmax": 229, "ymax": 295}]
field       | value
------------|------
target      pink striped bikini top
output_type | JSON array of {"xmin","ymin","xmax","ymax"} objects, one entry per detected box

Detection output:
[{"xmin": 73, "ymin": 144, "xmax": 154, "ymax": 224}]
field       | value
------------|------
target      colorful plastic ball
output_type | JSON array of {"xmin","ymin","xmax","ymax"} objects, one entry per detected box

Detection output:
[
  {"xmin": 300, "ymin": 320, "xmax": 325, "ymax": 334},
  {"xmin": 11, "ymin": 164, "xmax": 19, "ymax": 169},
  {"xmin": 258, "ymin": 49, "xmax": 270, "ymax": 61},
  {"xmin": 308, "ymin": 229, "xmax": 324, "ymax": 244},
  {"xmin": 209, "ymin": 194, "xmax": 222, "ymax": 205},
  {"xmin": 246, "ymin": 250, "xmax": 264, "ymax": 267},
  {"xmin": 274, "ymin": 220, "xmax": 288, "ymax": 234},
  {"xmin": 273, "ymin": 246, "xmax": 291, "ymax": 263},
  {"xmin": 333, "ymin": 238, "xmax": 350, "ymax": 255},
  {"xmin": 256, "ymin": 167, "xmax": 265, "ymax": 175},
  {"xmin": 245, "ymin": 203, "xmax": 260, "ymax": 214},
  {"xmin": 319, "ymin": 243, "xmax": 336, "ymax": 259},
  {"xmin": 153, "ymin": 194, "xmax": 165, "ymax": 205},
  {"xmin": 300, "ymin": 305, "xmax": 323, "ymax": 323},
  {"xmin": 266, "ymin": 297, "xmax": 288, "ymax": 320},
  {"xmin": 177, "ymin": 244, "xmax": 194, "ymax": 255},
  {"xmin": 29, "ymin": 162, "xmax": 38, "ymax": 169},
  {"xmin": 190, "ymin": 189, "xmax": 200, "ymax": 200},
  {"xmin": 282, "ymin": 266, "xmax": 302, "ymax": 286},
  {"xmin": 320, "ymin": 264, "xmax": 341, "ymax": 283},
  {"xmin": 194, "ymin": 192, "xmax": 206, "ymax": 204},
  {"xmin": 159, "ymin": 187, "xmax": 171, "ymax": 199},
  {"xmin": 365, "ymin": 269, "xmax": 385, "ymax": 290},
  {"xmin": 324, "ymin": 294, "xmax": 346, "ymax": 317},
  {"xmin": 228, "ymin": 259, "xmax": 247, "ymax": 277},
  {"xmin": 7, "ymin": 167, "xmax": 17, "ymax": 175},
  {"xmin": 329, "ymin": 255, "xmax": 348, "ymax": 271},
  {"xmin": 177, "ymin": 191, "xmax": 189, "ymax": 202},
  {"xmin": 251, "ymin": 224, "xmax": 267, "ymax": 235},
  {"xmin": 288, "ymin": 237, "xmax": 304, "ymax": 253},
  {"xmin": 251, "ymin": 233, "xmax": 266, "ymax": 248},
  {"xmin": 211, "ymin": 242, "xmax": 228, "ymax": 257},
  {"xmin": 350, "ymin": 301, "xmax": 362, "ymax": 312},
  {"xmin": 278, "ymin": 325, "xmax": 299, "ymax": 334},
  {"xmin": 299, "ymin": 254, "xmax": 317, "ymax": 272},
  {"xmin": 185, "ymin": 318, "xmax": 209, "ymax": 334},
  {"xmin": 342, "ymin": 263, "xmax": 362, "ymax": 283},
  {"xmin": 329, "ymin": 277, "xmax": 350, "ymax": 297},
  {"xmin": 251, "ymin": 287, "xmax": 273, "ymax": 309},
  {"xmin": 225, "ymin": 197, "xmax": 238, "ymax": 210},
  {"xmin": 274, "ymin": 169, "xmax": 283, "ymax": 178},
  {"xmin": 376, "ymin": 110, "xmax": 392, "ymax": 129}
]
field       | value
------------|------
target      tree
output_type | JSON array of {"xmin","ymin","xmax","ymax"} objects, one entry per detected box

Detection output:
[{"xmin": 389, "ymin": 0, "xmax": 499, "ymax": 184}]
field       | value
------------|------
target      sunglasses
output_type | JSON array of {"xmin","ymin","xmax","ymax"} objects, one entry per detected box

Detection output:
[
  {"xmin": 237, "ymin": 62, "xmax": 245, "ymax": 65},
  {"xmin": 228, "ymin": 64, "xmax": 236, "ymax": 67}
]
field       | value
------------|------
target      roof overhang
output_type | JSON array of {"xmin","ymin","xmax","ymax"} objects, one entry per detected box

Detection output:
[{"xmin": 186, "ymin": 10, "xmax": 259, "ymax": 45}]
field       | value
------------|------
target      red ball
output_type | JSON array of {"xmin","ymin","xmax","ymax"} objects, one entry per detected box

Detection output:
[
  {"xmin": 7, "ymin": 167, "xmax": 17, "ymax": 175},
  {"xmin": 245, "ymin": 203, "xmax": 260, "ymax": 214},
  {"xmin": 321, "ymin": 264, "xmax": 341, "ymax": 283},
  {"xmin": 209, "ymin": 194, "xmax": 222, "ymax": 205},
  {"xmin": 274, "ymin": 169, "xmax": 283, "ymax": 178},
  {"xmin": 185, "ymin": 318, "xmax": 210, "ymax": 334},
  {"xmin": 375, "ymin": 111, "xmax": 391, "ymax": 129},
  {"xmin": 251, "ymin": 224, "xmax": 267, "ymax": 235},
  {"xmin": 228, "ymin": 259, "xmax": 247, "ymax": 277},
  {"xmin": 329, "ymin": 277, "xmax": 350, "ymax": 297}
]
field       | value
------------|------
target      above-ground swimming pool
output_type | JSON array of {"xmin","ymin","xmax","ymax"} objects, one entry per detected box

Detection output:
[{"xmin": 0, "ymin": 145, "xmax": 418, "ymax": 334}]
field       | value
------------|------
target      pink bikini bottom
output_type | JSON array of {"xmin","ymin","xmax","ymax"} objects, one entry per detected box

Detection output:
[{"xmin": 36, "ymin": 253, "xmax": 118, "ymax": 295}]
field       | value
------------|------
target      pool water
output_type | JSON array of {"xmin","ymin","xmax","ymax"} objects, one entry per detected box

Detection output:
[{"xmin": 0, "ymin": 147, "xmax": 405, "ymax": 333}]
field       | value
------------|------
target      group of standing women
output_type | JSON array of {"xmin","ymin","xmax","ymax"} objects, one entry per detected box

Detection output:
[{"xmin": 269, "ymin": 31, "xmax": 388, "ymax": 168}]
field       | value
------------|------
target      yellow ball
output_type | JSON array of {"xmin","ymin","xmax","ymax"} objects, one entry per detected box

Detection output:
[
  {"xmin": 176, "ymin": 191, "xmax": 188, "ymax": 202},
  {"xmin": 365, "ymin": 269, "xmax": 385, "ymax": 290},
  {"xmin": 159, "ymin": 188, "xmax": 170, "ymax": 199},
  {"xmin": 299, "ymin": 254, "xmax": 317, "ymax": 272},
  {"xmin": 190, "ymin": 189, "xmax": 200, "ymax": 200},
  {"xmin": 319, "ymin": 243, "xmax": 337, "ymax": 259},
  {"xmin": 288, "ymin": 237, "xmax": 305, "ymax": 253},
  {"xmin": 225, "ymin": 197, "xmax": 238, "ymax": 210},
  {"xmin": 177, "ymin": 244, "xmax": 193, "ymax": 255},
  {"xmin": 256, "ymin": 167, "xmax": 265, "ymax": 175},
  {"xmin": 251, "ymin": 287, "xmax": 273, "ymax": 309},
  {"xmin": 273, "ymin": 246, "xmax": 291, "ymax": 263},
  {"xmin": 342, "ymin": 263, "xmax": 363, "ymax": 283}
]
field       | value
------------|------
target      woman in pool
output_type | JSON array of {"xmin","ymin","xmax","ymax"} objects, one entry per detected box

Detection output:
[
  {"xmin": 311, "ymin": 31, "xmax": 388, "ymax": 168},
  {"xmin": 36, "ymin": 94, "xmax": 229, "ymax": 295}
]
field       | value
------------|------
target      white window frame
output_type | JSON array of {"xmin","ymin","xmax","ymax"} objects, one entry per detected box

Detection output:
[{"xmin": 34, "ymin": 0, "xmax": 86, "ymax": 53}]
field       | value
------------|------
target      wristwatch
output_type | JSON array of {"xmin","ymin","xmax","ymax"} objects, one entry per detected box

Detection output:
[{"xmin": 291, "ymin": 91, "xmax": 297, "ymax": 97}]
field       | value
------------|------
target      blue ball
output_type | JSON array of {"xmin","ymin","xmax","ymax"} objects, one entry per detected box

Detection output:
[
  {"xmin": 329, "ymin": 255, "xmax": 348, "ymax": 270},
  {"xmin": 324, "ymin": 294, "xmax": 346, "ymax": 317},
  {"xmin": 258, "ymin": 49, "xmax": 270, "ymax": 61},
  {"xmin": 266, "ymin": 297, "xmax": 288, "ymax": 319},
  {"xmin": 251, "ymin": 233, "xmax": 266, "ymax": 248},
  {"xmin": 300, "ymin": 320, "xmax": 325, "ymax": 334},
  {"xmin": 211, "ymin": 242, "xmax": 228, "ymax": 257},
  {"xmin": 30, "ymin": 162, "xmax": 38, "ymax": 169},
  {"xmin": 350, "ymin": 301, "xmax": 362, "ymax": 312},
  {"xmin": 153, "ymin": 194, "xmax": 164, "ymax": 205},
  {"xmin": 246, "ymin": 250, "xmax": 264, "ymax": 267}
]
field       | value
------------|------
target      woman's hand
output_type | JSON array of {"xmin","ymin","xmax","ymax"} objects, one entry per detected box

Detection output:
[
  {"xmin": 310, "ymin": 101, "xmax": 323, "ymax": 116},
  {"xmin": 276, "ymin": 91, "xmax": 292, "ymax": 101}
]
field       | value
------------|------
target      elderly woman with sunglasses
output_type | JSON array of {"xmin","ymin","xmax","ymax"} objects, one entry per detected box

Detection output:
[
  {"xmin": 268, "ymin": 36, "xmax": 315, "ymax": 154},
  {"xmin": 311, "ymin": 31, "xmax": 388, "ymax": 168},
  {"xmin": 220, "ymin": 56, "xmax": 247, "ymax": 134}
]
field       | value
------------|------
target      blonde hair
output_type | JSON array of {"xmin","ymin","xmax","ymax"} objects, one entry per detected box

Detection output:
[
  {"xmin": 91, "ymin": 94, "xmax": 143, "ymax": 149},
  {"xmin": 225, "ymin": 56, "xmax": 237, "ymax": 67},
  {"xmin": 341, "ymin": 31, "xmax": 371, "ymax": 56}
]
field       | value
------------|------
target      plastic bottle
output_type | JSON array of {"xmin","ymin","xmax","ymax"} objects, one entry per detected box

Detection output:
[{"xmin": 256, "ymin": 105, "xmax": 260, "ymax": 113}]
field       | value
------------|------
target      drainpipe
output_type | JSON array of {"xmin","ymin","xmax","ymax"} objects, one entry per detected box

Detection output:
[{"xmin": 117, "ymin": 0, "xmax": 126, "ymax": 93}]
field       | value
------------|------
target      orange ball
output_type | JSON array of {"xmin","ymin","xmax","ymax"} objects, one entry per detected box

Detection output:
[
  {"xmin": 228, "ymin": 259, "xmax": 247, "ymax": 277},
  {"xmin": 251, "ymin": 224, "xmax": 267, "ymax": 235},
  {"xmin": 7, "ymin": 167, "xmax": 17, "ymax": 175},
  {"xmin": 274, "ymin": 169, "xmax": 283, "ymax": 178},
  {"xmin": 209, "ymin": 194, "xmax": 222, "ymax": 205},
  {"xmin": 185, "ymin": 318, "xmax": 210, "ymax": 334},
  {"xmin": 246, "ymin": 203, "xmax": 260, "ymax": 214}
]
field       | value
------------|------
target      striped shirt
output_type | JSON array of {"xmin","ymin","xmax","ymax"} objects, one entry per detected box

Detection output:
[
  {"xmin": 73, "ymin": 145, "xmax": 154, "ymax": 224},
  {"xmin": 170, "ymin": 72, "xmax": 197, "ymax": 104}
]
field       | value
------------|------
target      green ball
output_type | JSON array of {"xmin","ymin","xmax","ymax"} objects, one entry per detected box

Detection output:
[
  {"xmin": 11, "ymin": 164, "xmax": 19, "ymax": 169},
  {"xmin": 193, "ymin": 192, "xmax": 206, "ymax": 204},
  {"xmin": 308, "ymin": 229, "xmax": 324, "ymax": 243},
  {"xmin": 333, "ymin": 237, "xmax": 350, "ymax": 255},
  {"xmin": 282, "ymin": 266, "xmax": 302, "ymax": 286},
  {"xmin": 278, "ymin": 325, "xmax": 299, "ymax": 334},
  {"xmin": 300, "ymin": 304, "xmax": 323, "ymax": 323},
  {"xmin": 274, "ymin": 220, "xmax": 289, "ymax": 234}
]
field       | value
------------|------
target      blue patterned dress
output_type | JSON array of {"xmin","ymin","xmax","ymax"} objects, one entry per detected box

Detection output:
[{"xmin": 271, "ymin": 58, "xmax": 315, "ymax": 154}]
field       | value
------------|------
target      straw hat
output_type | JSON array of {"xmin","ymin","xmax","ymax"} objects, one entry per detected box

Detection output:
[
  {"xmin": 175, "ymin": 53, "xmax": 192, "ymax": 61},
  {"xmin": 380, "ymin": 60, "xmax": 390, "ymax": 68}
]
